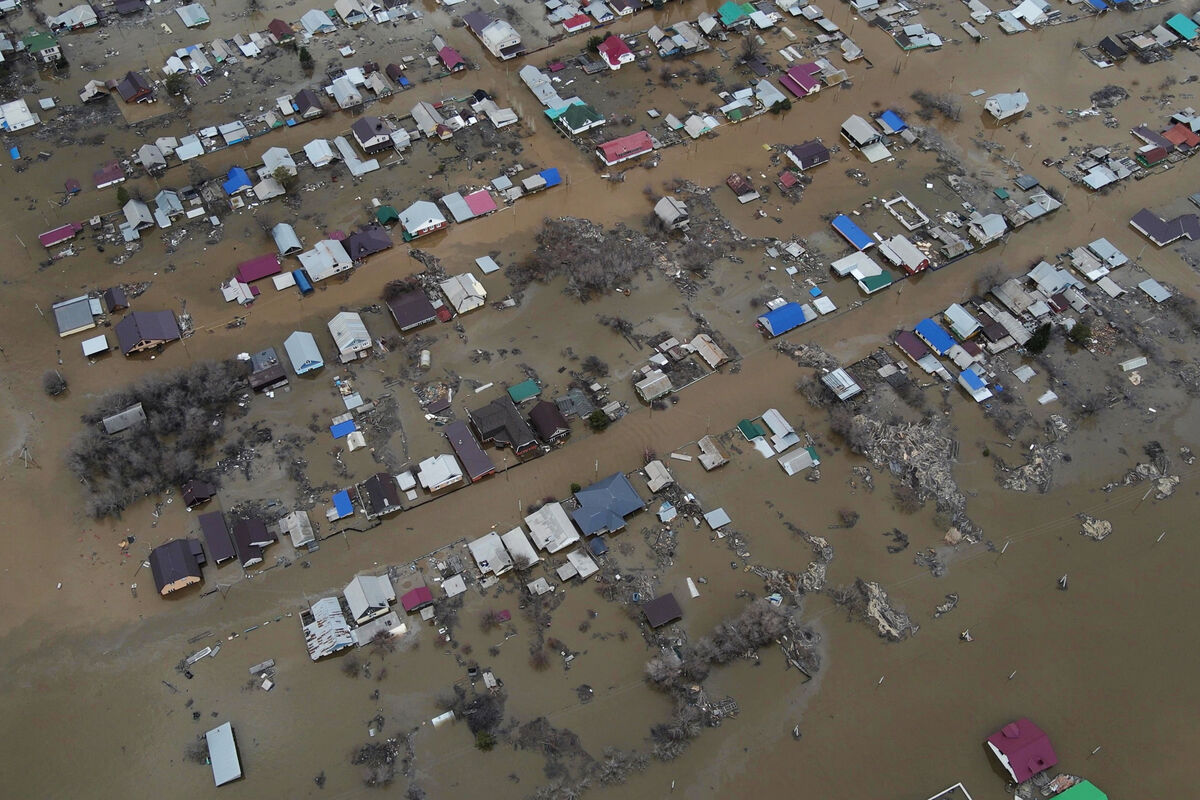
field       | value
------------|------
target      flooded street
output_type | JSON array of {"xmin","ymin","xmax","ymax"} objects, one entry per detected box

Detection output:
[{"xmin": 1, "ymin": 0, "xmax": 1199, "ymax": 797}]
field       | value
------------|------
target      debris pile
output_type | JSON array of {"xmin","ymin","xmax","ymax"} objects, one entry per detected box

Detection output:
[
  {"xmin": 830, "ymin": 579, "xmax": 919, "ymax": 641},
  {"xmin": 996, "ymin": 444, "xmax": 1063, "ymax": 493},
  {"xmin": 1077, "ymin": 514, "xmax": 1112, "ymax": 541}
]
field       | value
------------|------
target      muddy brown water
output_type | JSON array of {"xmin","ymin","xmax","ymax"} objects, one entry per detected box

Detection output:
[{"xmin": 1, "ymin": 1, "xmax": 1199, "ymax": 797}]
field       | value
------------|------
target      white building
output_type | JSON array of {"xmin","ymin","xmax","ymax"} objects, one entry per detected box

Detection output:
[
  {"xmin": 524, "ymin": 502, "xmax": 580, "ymax": 553},
  {"xmin": 344, "ymin": 574, "xmax": 395, "ymax": 624},
  {"xmin": 416, "ymin": 453, "xmax": 464, "ymax": 492},
  {"xmin": 468, "ymin": 531, "xmax": 514, "ymax": 576},
  {"xmin": 302, "ymin": 597, "xmax": 354, "ymax": 660},
  {"xmin": 327, "ymin": 311, "xmax": 371, "ymax": 360}
]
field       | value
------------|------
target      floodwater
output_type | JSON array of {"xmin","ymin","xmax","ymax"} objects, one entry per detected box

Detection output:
[{"xmin": 1, "ymin": 0, "xmax": 1199, "ymax": 798}]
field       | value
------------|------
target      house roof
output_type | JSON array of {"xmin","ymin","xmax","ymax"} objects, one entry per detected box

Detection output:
[
  {"xmin": 529, "ymin": 399, "xmax": 569, "ymax": 440},
  {"xmin": 986, "ymin": 718, "xmax": 1058, "ymax": 783},
  {"xmin": 507, "ymin": 379, "xmax": 540, "ymax": 404},
  {"xmin": 643, "ymin": 592, "xmax": 683, "ymax": 627},
  {"xmin": 236, "ymin": 253, "xmax": 281, "ymax": 283},
  {"xmin": 400, "ymin": 200, "xmax": 446, "ymax": 233},
  {"xmin": 789, "ymin": 139, "xmax": 829, "ymax": 167},
  {"xmin": 598, "ymin": 131, "xmax": 653, "ymax": 163},
  {"xmin": 438, "ymin": 46, "xmax": 465, "ymax": 70},
  {"xmin": 345, "ymin": 225, "xmax": 392, "ymax": 259},
  {"xmin": 115, "ymin": 310, "xmax": 180, "ymax": 354},
  {"xmin": 198, "ymin": 511, "xmax": 235, "ymax": 563},
  {"xmin": 284, "ymin": 330, "xmax": 323, "ymax": 373},
  {"xmin": 597, "ymin": 34, "xmax": 634, "ymax": 67},
  {"xmin": 386, "ymin": 290, "xmax": 437, "ymax": 330},
  {"xmin": 295, "ymin": 88, "xmax": 324, "ymax": 114},
  {"xmin": 757, "ymin": 302, "xmax": 808, "ymax": 337},
  {"xmin": 116, "ymin": 71, "xmax": 152, "ymax": 102},
  {"xmin": 400, "ymin": 586, "xmax": 434, "ymax": 611},
  {"xmin": 351, "ymin": 115, "xmax": 392, "ymax": 143},
  {"xmin": 444, "ymin": 420, "xmax": 496, "ymax": 481},
  {"xmin": 469, "ymin": 397, "xmax": 538, "ymax": 452},
  {"xmin": 101, "ymin": 403, "xmax": 146, "ymax": 434},
  {"xmin": 1055, "ymin": 781, "xmax": 1106, "ymax": 800},
  {"xmin": 182, "ymin": 478, "xmax": 216, "ymax": 506},
  {"xmin": 464, "ymin": 189, "xmax": 498, "ymax": 216},
  {"xmin": 149, "ymin": 539, "xmax": 202, "ymax": 595},
  {"xmin": 915, "ymin": 318, "xmax": 955, "ymax": 355},
  {"xmin": 524, "ymin": 501, "xmax": 580, "ymax": 552},
  {"xmin": 572, "ymin": 472, "xmax": 645, "ymax": 535},
  {"xmin": 268, "ymin": 18, "xmax": 293, "ymax": 39},
  {"xmin": 361, "ymin": 473, "xmax": 401, "ymax": 516},
  {"xmin": 344, "ymin": 573, "xmax": 395, "ymax": 621}
]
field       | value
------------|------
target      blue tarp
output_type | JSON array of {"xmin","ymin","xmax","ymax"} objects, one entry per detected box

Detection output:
[
  {"xmin": 831, "ymin": 214, "xmax": 873, "ymax": 251},
  {"xmin": 330, "ymin": 419, "xmax": 358, "ymax": 438},
  {"xmin": 539, "ymin": 167, "xmax": 562, "ymax": 188},
  {"xmin": 914, "ymin": 318, "xmax": 955, "ymax": 355},
  {"xmin": 757, "ymin": 302, "xmax": 809, "ymax": 337},
  {"xmin": 808, "ymin": 286, "xmax": 822, "ymax": 297},
  {"xmin": 1084, "ymin": 0, "xmax": 1107, "ymax": 8},
  {"xmin": 879, "ymin": 109, "xmax": 906, "ymax": 132},
  {"xmin": 9, "ymin": 147, "xmax": 19, "ymax": 160},
  {"xmin": 332, "ymin": 490, "xmax": 354, "ymax": 518},
  {"xmin": 222, "ymin": 167, "xmax": 251, "ymax": 195}
]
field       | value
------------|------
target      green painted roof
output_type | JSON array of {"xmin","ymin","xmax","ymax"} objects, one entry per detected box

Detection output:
[
  {"xmin": 375, "ymin": 205, "xmax": 399, "ymax": 224},
  {"xmin": 23, "ymin": 31, "xmax": 58, "ymax": 52},
  {"xmin": 859, "ymin": 271, "xmax": 894, "ymax": 293},
  {"xmin": 737, "ymin": 419, "xmax": 765, "ymax": 440},
  {"xmin": 557, "ymin": 102, "xmax": 603, "ymax": 129},
  {"xmin": 1166, "ymin": 13, "xmax": 1198, "ymax": 40},
  {"xmin": 507, "ymin": 379, "xmax": 541, "ymax": 403},
  {"xmin": 805, "ymin": 445, "xmax": 820, "ymax": 465},
  {"xmin": 1056, "ymin": 781, "xmax": 1106, "ymax": 800},
  {"xmin": 718, "ymin": 1, "xmax": 751, "ymax": 24}
]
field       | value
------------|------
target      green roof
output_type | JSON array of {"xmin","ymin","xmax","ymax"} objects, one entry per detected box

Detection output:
[
  {"xmin": 375, "ymin": 205, "xmax": 399, "ymax": 225},
  {"xmin": 804, "ymin": 445, "xmax": 820, "ymax": 465},
  {"xmin": 858, "ymin": 270, "xmax": 894, "ymax": 294},
  {"xmin": 993, "ymin": 187, "xmax": 1009, "ymax": 200},
  {"xmin": 1056, "ymin": 781, "xmax": 1106, "ymax": 800},
  {"xmin": 1166, "ymin": 13, "xmax": 1198, "ymax": 40},
  {"xmin": 23, "ymin": 31, "xmax": 57, "ymax": 52},
  {"xmin": 718, "ymin": 1, "xmax": 752, "ymax": 24},
  {"xmin": 507, "ymin": 379, "xmax": 541, "ymax": 404},
  {"xmin": 737, "ymin": 419, "xmax": 765, "ymax": 440},
  {"xmin": 556, "ymin": 102, "xmax": 603, "ymax": 130}
]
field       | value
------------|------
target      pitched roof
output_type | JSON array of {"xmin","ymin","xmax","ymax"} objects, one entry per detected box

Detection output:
[
  {"xmin": 469, "ymin": 397, "xmax": 538, "ymax": 453},
  {"xmin": 986, "ymin": 718, "xmax": 1058, "ymax": 783},
  {"xmin": 198, "ymin": 511, "xmax": 236, "ymax": 563},
  {"xmin": 386, "ymin": 290, "xmax": 437, "ymax": 330},
  {"xmin": 149, "ymin": 539, "xmax": 202, "ymax": 595},
  {"xmin": 571, "ymin": 472, "xmax": 645, "ymax": 534},
  {"xmin": 115, "ymin": 310, "xmax": 181, "ymax": 354},
  {"xmin": 345, "ymin": 225, "xmax": 392, "ymax": 259},
  {"xmin": 529, "ymin": 399, "xmax": 569, "ymax": 440}
]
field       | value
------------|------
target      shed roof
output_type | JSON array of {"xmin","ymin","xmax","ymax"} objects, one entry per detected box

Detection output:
[
  {"xmin": 643, "ymin": 593, "xmax": 683, "ymax": 627},
  {"xmin": 205, "ymin": 723, "xmax": 242, "ymax": 786}
]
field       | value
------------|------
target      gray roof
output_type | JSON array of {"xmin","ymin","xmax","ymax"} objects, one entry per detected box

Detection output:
[
  {"xmin": 344, "ymin": 225, "xmax": 392, "ymax": 259},
  {"xmin": 571, "ymin": 472, "xmax": 645, "ymax": 534},
  {"xmin": 52, "ymin": 295, "xmax": 95, "ymax": 335},
  {"xmin": 284, "ymin": 330, "xmax": 323, "ymax": 373},
  {"xmin": 102, "ymin": 402, "xmax": 147, "ymax": 434},
  {"xmin": 271, "ymin": 222, "xmax": 302, "ymax": 255},
  {"xmin": 469, "ymin": 397, "xmax": 538, "ymax": 453},
  {"xmin": 204, "ymin": 722, "xmax": 242, "ymax": 786}
]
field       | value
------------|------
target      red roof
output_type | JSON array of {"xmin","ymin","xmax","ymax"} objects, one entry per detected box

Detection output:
[
  {"xmin": 1163, "ymin": 122, "xmax": 1200, "ymax": 149},
  {"xmin": 400, "ymin": 586, "xmax": 434, "ymax": 611},
  {"xmin": 235, "ymin": 253, "xmax": 282, "ymax": 283},
  {"xmin": 93, "ymin": 160, "xmax": 125, "ymax": 188},
  {"xmin": 780, "ymin": 63, "xmax": 821, "ymax": 97},
  {"xmin": 438, "ymin": 46, "xmax": 465, "ymax": 71},
  {"xmin": 777, "ymin": 170, "xmax": 798, "ymax": 188},
  {"xmin": 39, "ymin": 221, "xmax": 83, "ymax": 248},
  {"xmin": 986, "ymin": 719, "xmax": 1058, "ymax": 783},
  {"xmin": 464, "ymin": 189, "xmax": 497, "ymax": 216},
  {"xmin": 597, "ymin": 131, "xmax": 653, "ymax": 165},
  {"xmin": 563, "ymin": 13, "xmax": 591, "ymax": 30},
  {"xmin": 598, "ymin": 35, "xmax": 634, "ymax": 67}
]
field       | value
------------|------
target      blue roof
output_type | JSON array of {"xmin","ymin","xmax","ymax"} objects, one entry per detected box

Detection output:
[
  {"xmin": 572, "ymin": 473, "xmax": 645, "ymax": 535},
  {"xmin": 1085, "ymin": 0, "xmax": 1107, "ymax": 8},
  {"xmin": 222, "ymin": 167, "xmax": 251, "ymax": 194},
  {"xmin": 808, "ymin": 286, "xmax": 823, "ymax": 297},
  {"xmin": 588, "ymin": 537, "xmax": 609, "ymax": 556},
  {"xmin": 914, "ymin": 318, "xmax": 955, "ymax": 355},
  {"xmin": 330, "ymin": 419, "xmax": 358, "ymax": 438},
  {"xmin": 831, "ymin": 214, "xmax": 873, "ymax": 250},
  {"xmin": 539, "ymin": 167, "xmax": 562, "ymax": 187},
  {"xmin": 758, "ymin": 302, "xmax": 808, "ymax": 337},
  {"xmin": 332, "ymin": 490, "xmax": 354, "ymax": 518},
  {"xmin": 880, "ymin": 110, "xmax": 906, "ymax": 132},
  {"xmin": 1166, "ymin": 13, "xmax": 1198, "ymax": 39},
  {"xmin": 959, "ymin": 368, "xmax": 986, "ymax": 390}
]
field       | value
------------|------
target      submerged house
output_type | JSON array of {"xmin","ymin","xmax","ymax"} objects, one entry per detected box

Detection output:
[
  {"xmin": 148, "ymin": 538, "xmax": 204, "ymax": 595},
  {"xmin": 985, "ymin": 91, "xmax": 1029, "ymax": 121},
  {"xmin": 327, "ymin": 311, "xmax": 372, "ymax": 361},
  {"xmin": 302, "ymin": 597, "xmax": 355, "ymax": 660},
  {"xmin": 462, "ymin": 11, "xmax": 523, "ymax": 60},
  {"xmin": 344, "ymin": 573, "xmax": 395, "ymax": 624},
  {"xmin": 469, "ymin": 396, "xmax": 540, "ymax": 456},
  {"xmin": 386, "ymin": 290, "xmax": 437, "ymax": 332},
  {"xmin": 115, "ymin": 310, "xmax": 181, "ymax": 355},
  {"xmin": 284, "ymin": 330, "xmax": 324, "ymax": 374},
  {"xmin": 986, "ymin": 719, "xmax": 1058, "ymax": 784},
  {"xmin": 571, "ymin": 472, "xmax": 645, "ymax": 535}
]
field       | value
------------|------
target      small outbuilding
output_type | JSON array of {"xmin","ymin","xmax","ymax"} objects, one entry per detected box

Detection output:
[{"xmin": 642, "ymin": 592, "xmax": 683, "ymax": 628}]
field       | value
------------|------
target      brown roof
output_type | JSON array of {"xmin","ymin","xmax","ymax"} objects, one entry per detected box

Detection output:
[
  {"xmin": 643, "ymin": 593, "xmax": 683, "ymax": 627},
  {"xmin": 529, "ymin": 400, "xmax": 569, "ymax": 441}
]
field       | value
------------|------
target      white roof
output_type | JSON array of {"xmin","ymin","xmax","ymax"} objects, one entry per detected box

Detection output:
[
  {"xmin": 644, "ymin": 459, "xmax": 674, "ymax": 492},
  {"xmin": 280, "ymin": 510, "xmax": 315, "ymax": 548},
  {"xmin": 417, "ymin": 453, "xmax": 463, "ymax": 490},
  {"xmin": 1138, "ymin": 278, "xmax": 1171, "ymax": 303},
  {"xmin": 945, "ymin": 303, "xmax": 981, "ymax": 338},
  {"xmin": 284, "ymin": 330, "xmax": 323, "ymax": 373},
  {"xmin": 1088, "ymin": 238, "xmax": 1127, "ymax": 268},
  {"xmin": 299, "ymin": 239, "xmax": 352, "ymax": 281},
  {"xmin": 304, "ymin": 138, "xmax": 336, "ymax": 167},
  {"xmin": 344, "ymin": 574, "xmax": 395, "ymax": 623},
  {"xmin": 328, "ymin": 311, "xmax": 370, "ymax": 355},
  {"xmin": 303, "ymin": 597, "xmax": 354, "ymax": 660},
  {"xmin": 81, "ymin": 334, "xmax": 108, "ymax": 356},
  {"xmin": 301, "ymin": 8, "xmax": 336, "ymax": 33},
  {"xmin": 468, "ymin": 532, "xmax": 514, "ymax": 576},
  {"xmin": 272, "ymin": 222, "xmax": 302, "ymax": 255},
  {"xmin": 176, "ymin": 3, "xmax": 209, "ymax": 27},
  {"xmin": 500, "ymin": 526, "xmax": 541, "ymax": 566},
  {"xmin": 205, "ymin": 723, "xmax": 242, "ymax": 786},
  {"xmin": 985, "ymin": 91, "xmax": 1028, "ymax": 120},
  {"xmin": 841, "ymin": 114, "xmax": 878, "ymax": 145},
  {"xmin": 440, "ymin": 273, "xmax": 487, "ymax": 314},
  {"xmin": 704, "ymin": 507, "xmax": 732, "ymax": 529},
  {"xmin": 524, "ymin": 502, "xmax": 580, "ymax": 553},
  {"xmin": 831, "ymin": 250, "xmax": 881, "ymax": 277},
  {"xmin": 778, "ymin": 447, "xmax": 819, "ymax": 475},
  {"xmin": 400, "ymin": 200, "xmax": 446, "ymax": 233},
  {"xmin": 565, "ymin": 550, "xmax": 598, "ymax": 579}
]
